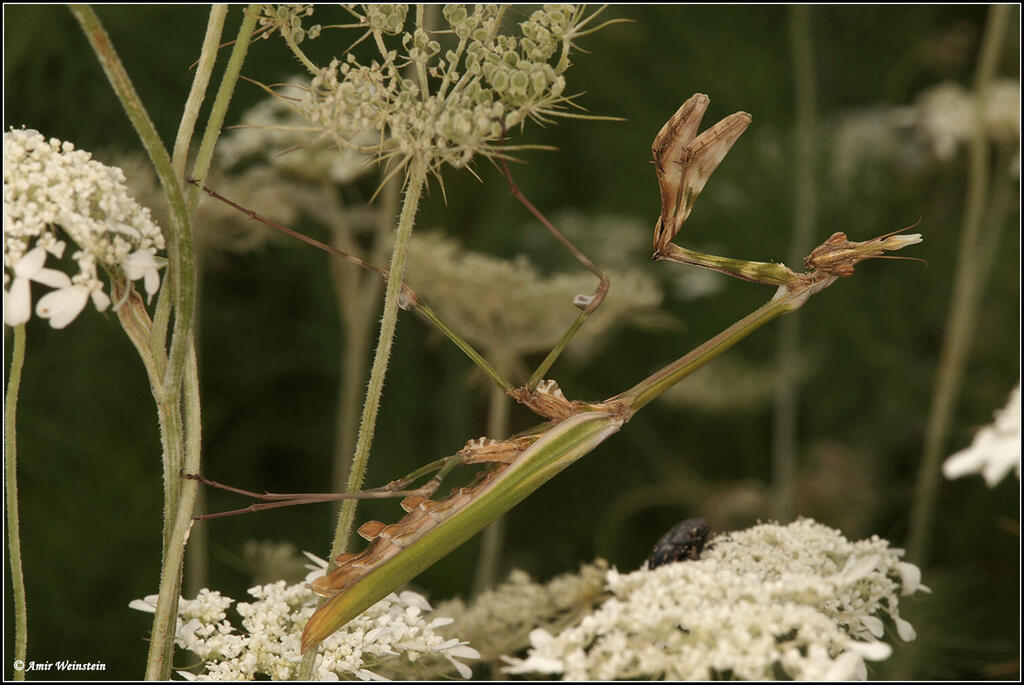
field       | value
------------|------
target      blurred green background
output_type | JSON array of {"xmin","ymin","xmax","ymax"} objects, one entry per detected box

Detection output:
[{"xmin": 4, "ymin": 4, "xmax": 1019, "ymax": 680}]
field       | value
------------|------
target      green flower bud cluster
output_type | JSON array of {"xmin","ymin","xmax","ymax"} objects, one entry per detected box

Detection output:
[
  {"xmin": 291, "ymin": 4, "xmax": 618, "ymax": 175},
  {"xmin": 257, "ymin": 4, "xmax": 320, "ymax": 45}
]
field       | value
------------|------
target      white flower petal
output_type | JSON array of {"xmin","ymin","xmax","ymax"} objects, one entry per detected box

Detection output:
[
  {"xmin": 528, "ymin": 628, "xmax": 554, "ymax": 647},
  {"xmin": 303, "ymin": 551, "xmax": 329, "ymax": 568},
  {"xmin": 427, "ymin": 616, "xmax": 454, "ymax": 628},
  {"xmin": 446, "ymin": 655, "xmax": 473, "ymax": 679},
  {"xmin": 895, "ymin": 562, "xmax": 922, "ymax": 595},
  {"xmin": 32, "ymin": 267, "xmax": 72, "ymax": 290},
  {"xmin": 893, "ymin": 615, "xmax": 917, "ymax": 642},
  {"xmin": 823, "ymin": 651, "xmax": 864, "ymax": 681},
  {"xmin": 90, "ymin": 288, "xmax": 111, "ymax": 313},
  {"xmin": 122, "ymin": 249, "xmax": 163, "ymax": 279},
  {"xmin": 847, "ymin": 640, "xmax": 892, "ymax": 661},
  {"xmin": 859, "ymin": 615, "xmax": 885, "ymax": 638},
  {"xmin": 13, "ymin": 246, "xmax": 47, "ymax": 278},
  {"xmin": 446, "ymin": 644, "xmax": 480, "ymax": 659},
  {"xmin": 128, "ymin": 595, "xmax": 160, "ymax": 613},
  {"xmin": 143, "ymin": 267, "xmax": 161, "ymax": 299},
  {"xmin": 841, "ymin": 554, "xmax": 881, "ymax": 583},
  {"xmin": 399, "ymin": 590, "xmax": 432, "ymax": 611},
  {"xmin": 36, "ymin": 285, "xmax": 89, "ymax": 329},
  {"xmin": 4, "ymin": 278, "xmax": 31, "ymax": 326}
]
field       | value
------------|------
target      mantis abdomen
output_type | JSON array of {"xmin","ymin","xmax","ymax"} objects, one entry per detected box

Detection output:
[{"xmin": 301, "ymin": 410, "xmax": 625, "ymax": 652}]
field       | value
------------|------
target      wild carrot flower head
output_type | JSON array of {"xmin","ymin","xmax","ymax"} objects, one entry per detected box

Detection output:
[
  {"xmin": 262, "ymin": 4, "xmax": 620, "ymax": 180},
  {"xmin": 404, "ymin": 230, "xmax": 661, "ymax": 366},
  {"xmin": 3, "ymin": 128, "xmax": 165, "ymax": 328},
  {"xmin": 129, "ymin": 553, "xmax": 480, "ymax": 680},
  {"xmin": 502, "ymin": 519, "xmax": 925, "ymax": 680}
]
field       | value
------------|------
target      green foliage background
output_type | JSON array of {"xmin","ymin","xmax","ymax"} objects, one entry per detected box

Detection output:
[{"xmin": 4, "ymin": 5, "xmax": 1019, "ymax": 679}]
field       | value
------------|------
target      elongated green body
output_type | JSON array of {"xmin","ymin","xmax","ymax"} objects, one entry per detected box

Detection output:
[{"xmin": 301, "ymin": 411, "xmax": 625, "ymax": 652}]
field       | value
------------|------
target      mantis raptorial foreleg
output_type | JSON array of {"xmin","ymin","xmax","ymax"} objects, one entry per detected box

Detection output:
[
  {"xmin": 189, "ymin": 175, "xmax": 611, "ymax": 419},
  {"xmin": 650, "ymin": 93, "xmax": 802, "ymax": 287},
  {"xmin": 492, "ymin": 127, "xmax": 612, "ymax": 391}
]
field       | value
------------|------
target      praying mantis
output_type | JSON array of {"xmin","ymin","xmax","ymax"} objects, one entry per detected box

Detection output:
[{"xmin": 186, "ymin": 93, "xmax": 922, "ymax": 654}]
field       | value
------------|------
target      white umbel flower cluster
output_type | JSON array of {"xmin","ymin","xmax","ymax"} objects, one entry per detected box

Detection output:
[
  {"xmin": 943, "ymin": 383, "xmax": 1021, "ymax": 487},
  {"xmin": 502, "ymin": 519, "xmax": 925, "ymax": 681},
  {"xmin": 130, "ymin": 554, "xmax": 479, "ymax": 680},
  {"xmin": 831, "ymin": 79, "xmax": 1020, "ymax": 184},
  {"xmin": 3, "ymin": 128, "xmax": 165, "ymax": 328},
  {"xmin": 405, "ymin": 230, "xmax": 661, "ymax": 363},
  {"xmin": 435, "ymin": 561, "xmax": 610, "ymax": 663}
]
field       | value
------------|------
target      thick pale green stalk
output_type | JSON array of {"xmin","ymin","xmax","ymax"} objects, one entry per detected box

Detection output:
[
  {"xmin": 171, "ymin": 5, "xmax": 227, "ymax": 180},
  {"xmin": 5, "ymin": 324, "xmax": 28, "ymax": 680},
  {"xmin": 773, "ymin": 4, "xmax": 817, "ymax": 522},
  {"xmin": 330, "ymin": 158, "xmax": 428, "ymax": 559},
  {"xmin": 616, "ymin": 281, "xmax": 832, "ymax": 414},
  {"xmin": 304, "ymin": 411, "xmax": 624, "ymax": 652},
  {"xmin": 300, "ymin": 159, "xmax": 427, "ymax": 679},
  {"xmin": 111, "ymin": 289, "xmax": 191, "ymax": 679},
  {"xmin": 907, "ymin": 3, "xmax": 1011, "ymax": 567},
  {"xmin": 172, "ymin": 5, "xmax": 225, "ymax": 599},
  {"xmin": 70, "ymin": 8, "xmax": 221, "ymax": 677},
  {"xmin": 183, "ymin": 5, "xmax": 260, "ymax": 220}
]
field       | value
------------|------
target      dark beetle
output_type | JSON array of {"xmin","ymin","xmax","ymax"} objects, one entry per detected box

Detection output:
[{"xmin": 647, "ymin": 517, "xmax": 711, "ymax": 569}]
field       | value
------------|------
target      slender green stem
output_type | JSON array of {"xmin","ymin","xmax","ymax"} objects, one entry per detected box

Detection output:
[
  {"xmin": 330, "ymin": 158, "xmax": 428, "ymax": 560},
  {"xmin": 773, "ymin": 4, "xmax": 817, "ymax": 522},
  {"xmin": 472, "ymin": 359, "xmax": 514, "ymax": 597},
  {"xmin": 69, "ymin": 7, "xmax": 220, "ymax": 674},
  {"xmin": 329, "ymin": 179, "xmax": 393, "ymax": 502},
  {"xmin": 69, "ymin": 5, "xmax": 197, "ymax": 403},
  {"xmin": 183, "ymin": 4, "xmax": 260, "ymax": 221},
  {"xmin": 172, "ymin": 5, "xmax": 227, "ymax": 180},
  {"xmin": 5, "ymin": 324, "xmax": 28, "ymax": 680},
  {"xmin": 300, "ymin": 160, "xmax": 427, "ymax": 681},
  {"xmin": 913, "ymin": 3, "xmax": 1007, "ymax": 565},
  {"xmin": 906, "ymin": 3, "xmax": 1011, "ymax": 567},
  {"xmin": 282, "ymin": 28, "xmax": 321, "ymax": 76}
]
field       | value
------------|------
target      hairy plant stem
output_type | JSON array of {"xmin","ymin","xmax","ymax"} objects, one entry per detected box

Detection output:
[
  {"xmin": 173, "ymin": 3, "xmax": 227, "ymax": 601},
  {"xmin": 68, "ymin": 5, "xmax": 196, "ymax": 400},
  {"xmin": 69, "ymin": 6, "xmax": 242, "ymax": 677},
  {"xmin": 183, "ymin": 4, "xmax": 260, "ymax": 221},
  {"xmin": 331, "ymin": 179, "xmax": 399, "ymax": 499},
  {"xmin": 296, "ymin": 159, "xmax": 428, "ymax": 679},
  {"xmin": 330, "ymin": 158, "xmax": 426, "ymax": 559},
  {"xmin": 5, "ymin": 325, "xmax": 28, "ymax": 680},
  {"xmin": 906, "ymin": 2, "xmax": 1011, "ymax": 568},
  {"xmin": 172, "ymin": 5, "xmax": 227, "ymax": 181},
  {"xmin": 773, "ymin": 4, "xmax": 818, "ymax": 522}
]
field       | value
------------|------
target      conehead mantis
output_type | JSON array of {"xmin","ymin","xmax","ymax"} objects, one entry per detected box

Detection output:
[{"xmin": 185, "ymin": 94, "xmax": 923, "ymax": 654}]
